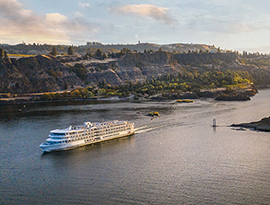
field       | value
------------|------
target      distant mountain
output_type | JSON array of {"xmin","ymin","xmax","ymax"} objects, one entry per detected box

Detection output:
[{"xmin": 80, "ymin": 42, "xmax": 218, "ymax": 53}]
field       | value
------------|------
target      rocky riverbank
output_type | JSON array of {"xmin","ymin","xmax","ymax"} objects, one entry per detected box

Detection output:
[
  {"xmin": 158, "ymin": 83, "xmax": 257, "ymax": 101},
  {"xmin": 231, "ymin": 116, "xmax": 270, "ymax": 132},
  {"xmin": 0, "ymin": 87, "xmax": 257, "ymax": 105},
  {"xmin": 0, "ymin": 82, "xmax": 258, "ymax": 105}
]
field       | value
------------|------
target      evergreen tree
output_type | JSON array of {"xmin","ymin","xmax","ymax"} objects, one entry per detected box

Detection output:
[
  {"xmin": 101, "ymin": 53, "xmax": 107, "ymax": 60},
  {"xmin": 94, "ymin": 49, "xmax": 102, "ymax": 58},
  {"xmin": 4, "ymin": 51, "xmax": 8, "ymax": 59},
  {"xmin": 50, "ymin": 47, "xmax": 57, "ymax": 56},
  {"xmin": 68, "ymin": 46, "xmax": 74, "ymax": 55},
  {"xmin": 0, "ymin": 48, "xmax": 4, "ymax": 59}
]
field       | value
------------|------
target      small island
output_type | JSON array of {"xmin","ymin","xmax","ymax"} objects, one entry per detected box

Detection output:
[
  {"xmin": 147, "ymin": 111, "xmax": 160, "ymax": 117},
  {"xmin": 177, "ymin": 99, "xmax": 194, "ymax": 103},
  {"xmin": 231, "ymin": 116, "xmax": 270, "ymax": 132}
]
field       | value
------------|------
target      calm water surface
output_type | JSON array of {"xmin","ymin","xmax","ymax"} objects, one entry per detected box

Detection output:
[{"xmin": 1, "ymin": 90, "xmax": 270, "ymax": 205}]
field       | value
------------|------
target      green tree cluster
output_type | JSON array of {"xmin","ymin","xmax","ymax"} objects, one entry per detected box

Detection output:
[
  {"xmin": 41, "ymin": 87, "xmax": 94, "ymax": 101},
  {"xmin": 71, "ymin": 64, "xmax": 87, "ymax": 81},
  {"xmin": 114, "ymin": 70, "xmax": 253, "ymax": 97},
  {"xmin": 92, "ymin": 49, "xmax": 108, "ymax": 60},
  {"xmin": 0, "ymin": 48, "xmax": 8, "ymax": 59}
]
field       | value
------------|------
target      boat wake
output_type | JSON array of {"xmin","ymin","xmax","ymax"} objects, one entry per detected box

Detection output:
[{"xmin": 134, "ymin": 124, "xmax": 168, "ymax": 134}]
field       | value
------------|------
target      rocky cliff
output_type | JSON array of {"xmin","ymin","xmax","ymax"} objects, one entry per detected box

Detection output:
[
  {"xmin": 0, "ymin": 51, "xmax": 269, "ymax": 94},
  {"xmin": 0, "ymin": 52, "xmax": 183, "ymax": 93},
  {"xmin": 0, "ymin": 55, "xmax": 82, "ymax": 93}
]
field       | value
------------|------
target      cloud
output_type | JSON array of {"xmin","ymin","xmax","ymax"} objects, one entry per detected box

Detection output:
[
  {"xmin": 0, "ymin": 0, "xmax": 23, "ymax": 18},
  {"xmin": 109, "ymin": 4, "xmax": 174, "ymax": 24},
  {"xmin": 74, "ymin": 11, "xmax": 83, "ymax": 18},
  {"xmin": 230, "ymin": 23, "xmax": 254, "ymax": 33},
  {"xmin": 46, "ymin": 13, "xmax": 68, "ymax": 24},
  {"xmin": 78, "ymin": 2, "xmax": 90, "ymax": 9},
  {"xmin": 0, "ymin": 0, "xmax": 96, "ymax": 44}
]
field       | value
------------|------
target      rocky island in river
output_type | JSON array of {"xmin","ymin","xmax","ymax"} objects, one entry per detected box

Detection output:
[{"xmin": 231, "ymin": 116, "xmax": 270, "ymax": 132}]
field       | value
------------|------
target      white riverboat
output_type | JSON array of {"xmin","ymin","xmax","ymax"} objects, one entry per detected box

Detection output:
[{"xmin": 40, "ymin": 120, "xmax": 135, "ymax": 152}]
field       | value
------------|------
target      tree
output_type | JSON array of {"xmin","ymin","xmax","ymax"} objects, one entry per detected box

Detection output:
[
  {"xmin": 97, "ymin": 88, "xmax": 106, "ymax": 96},
  {"xmin": 122, "ymin": 47, "xmax": 130, "ymax": 54},
  {"xmin": 68, "ymin": 46, "xmax": 74, "ymax": 55},
  {"xmin": 101, "ymin": 53, "xmax": 107, "ymax": 60},
  {"xmin": 94, "ymin": 49, "xmax": 102, "ymax": 58},
  {"xmin": 70, "ymin": 89, "xmax": 82, "ymax": 98},
  {"xmin": 50, "ymin": 47, "xmax": 57, "ymax": 56},
  {"xmin": 4, "ymin": 51, "xmax": 8, "ymax": 59},
  {"xmin": 0, "ymin": 48, "xmax": 4, "ymax": 59},
  {"xmin": 71, "ymin": 64, "xmax": 87, "ymax": 81},
  {"xmin": 41, "ymin": 93, "xmax": 53, "ymax": 101}
]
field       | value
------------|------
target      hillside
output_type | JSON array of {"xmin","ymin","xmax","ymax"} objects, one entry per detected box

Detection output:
[
  {"xmin": 0, "ymin": 49, "xmax": 270, "ymax": 96},
  {"xmin": 0, "ymin": 52, "xmax": 185, "ymax": 93}
]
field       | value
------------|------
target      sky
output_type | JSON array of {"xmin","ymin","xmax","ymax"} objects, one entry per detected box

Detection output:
[{"xmin": 1, "ymin": 0, "xmax": 270, "ymax": 52}]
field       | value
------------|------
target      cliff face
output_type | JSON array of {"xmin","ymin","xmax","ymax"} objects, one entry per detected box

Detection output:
[
  {"xmin": 174, "ymin": 53, "xmax": 239, "ymax": 65},
  {"xmin": 0, "ymin": 55, "xmax": 82, "ymax": 93},
  {"xmin": 120, "ymin": 51, "xmax": 174, "ymax": 66},
  {"xmin": 82, "ymin": 53, "xmax": 183, "ymax": 86},
  {"xmin": 0, "ymin": 53, "xmax": 182, "ymax": 93}
]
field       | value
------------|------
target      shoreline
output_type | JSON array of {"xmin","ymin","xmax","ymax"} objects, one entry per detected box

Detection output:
[{"xmin": 0, "ymin": 86, "xmax": 260, "ymax": 105}]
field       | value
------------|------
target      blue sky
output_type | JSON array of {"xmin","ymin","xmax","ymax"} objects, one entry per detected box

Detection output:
[{"xmin": 1, "ymin": 0, "xmax": 270, "ymax": 52}]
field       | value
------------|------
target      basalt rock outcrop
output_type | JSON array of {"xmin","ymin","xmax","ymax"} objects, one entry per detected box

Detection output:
[
  {"xmin": 215, "ymin": 93, "xmax": 251, "ymax": 101},
  {"xmin": 0, "ymin": 55, "xmax": 82, "ymax": 93},
  {"xmin": 214, "ymin": 84, "xmax": 257, "ymax": 101},
  {"xmin": 0, "ymin": 52, "xmax": 189, "ymax": 94},
  {"xmin": 231, "ymin": 116, "xmax": 270, "ymax": 132}
]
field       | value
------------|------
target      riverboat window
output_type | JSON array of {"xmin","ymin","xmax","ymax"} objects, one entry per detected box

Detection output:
[{"xmin": 52, "ymin": 133, "xmax": 65, "ymax": 136}]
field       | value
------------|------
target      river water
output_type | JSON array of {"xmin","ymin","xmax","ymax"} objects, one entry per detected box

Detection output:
[{"xmin": 1, "ymin": 90, "xmax": 270, "ymax": 205}]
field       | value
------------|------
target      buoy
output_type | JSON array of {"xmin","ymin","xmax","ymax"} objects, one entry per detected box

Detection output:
[{"xmin": 213, "ymin": 119, "xmax": 216, "ymax": 127}]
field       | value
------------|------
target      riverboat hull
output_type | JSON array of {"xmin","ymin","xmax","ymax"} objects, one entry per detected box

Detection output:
[{"xmin": 40, "ymin": 130, "xmax": 135, "ymax": 152}]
